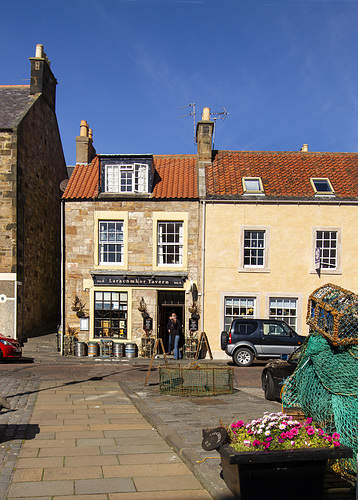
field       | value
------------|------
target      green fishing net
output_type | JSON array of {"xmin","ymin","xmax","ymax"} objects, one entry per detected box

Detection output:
[{"xmin": 282, "ymin": 284, "xmax": 358, "ymax": 480}]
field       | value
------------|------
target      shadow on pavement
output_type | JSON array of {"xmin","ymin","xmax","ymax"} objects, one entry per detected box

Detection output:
[{"xmin": 0, "ymin": 423, "xmax": 40, "ymax": 443}]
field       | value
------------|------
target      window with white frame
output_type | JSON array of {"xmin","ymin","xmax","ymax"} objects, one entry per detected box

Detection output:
[
  {"xmin": 315, "ymin": 230, "xmax": 338, "ymax": 270},
  {"xmin": 99, "ymin": 221, "xmax": 124, "ymax": 264},
  {"xmin": 244, "ymin": 230, "xmax": 265, "ymax": 267},
  {"xmin": 269, "ymin": 298, "xmax": 297, "ymax": 330},
  {"xmin": 224, "ymin": 297, "xmax": 255, "ymax": 331},
  {"xmin": 242, "ymin": 177, "xmax": 264, "ymax": 194},
  {"xmin": 105, "ymin": 164, "xmax": 148, "ymax": 193},
  {"xmin": 310, "ymin": 178, "xmax": 334, "ymax": 195},
  {"xmin": 157, "ymin": 222, "xmax": 183, "ymax": 265},
  {"xmin": 94, "ymin": 291, "xmax": 128, "ymax": 339}
]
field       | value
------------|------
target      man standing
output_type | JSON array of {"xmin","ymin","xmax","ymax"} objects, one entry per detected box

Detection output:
[{"xmin": 167, "ymin": 313, "xmax": 182, "ymax": 359}]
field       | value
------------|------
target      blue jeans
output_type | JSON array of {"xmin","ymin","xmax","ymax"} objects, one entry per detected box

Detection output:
[
  {"xmin": 173, "ymin": 334, "xmax": 181, "ymax": 360},
  {"xmin": 167, "ymin": 335, "xmax": 173, "ymax": 353}
]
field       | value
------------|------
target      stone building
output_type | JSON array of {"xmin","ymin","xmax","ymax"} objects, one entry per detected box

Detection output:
[
  {"xmin": 0, "ymin": 44, "xmax": 67, "ymax": 341},
  {"xmin": 61, "ymin": 117, "xmax": 210, "ymax": 352}
]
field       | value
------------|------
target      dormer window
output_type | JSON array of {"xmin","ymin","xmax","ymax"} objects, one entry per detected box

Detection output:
[
  {"xmin": 242, "ymin": 177, "xmax": 264, "ymax": 194},
  {"xmin": 105, "ymin": 163, "xmax": 149, "ymax": 193},
  {"xmin": 310, "ymin": 178, "xmax": 334, "ymax": 195}
]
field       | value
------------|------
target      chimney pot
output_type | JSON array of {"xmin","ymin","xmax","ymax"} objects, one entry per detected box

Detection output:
[
  {"xmin": 35, "ymin": 44, "xmax": 44, "ymax": 58},
  {"xmin": 80, "ymin": 120, "xmax": 89, "ymax": 137},
  {"xmin": 202, "ymin": 107, "xmax": 210, "ymax": 121},
  {"xmin": 300, "ymin": 144, "xmax": 308, "ymax": 152},
  {"xmin": 88, "ymin": 128, "xmax": 93, "ymax": 140}
]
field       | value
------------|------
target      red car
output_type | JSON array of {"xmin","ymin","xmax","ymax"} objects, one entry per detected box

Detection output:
[{"xmin": 0, "ymin": 335, "xmax": 22, "ymax": 360}]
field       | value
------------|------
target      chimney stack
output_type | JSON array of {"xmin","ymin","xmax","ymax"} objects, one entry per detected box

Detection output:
[
  {"xmin": 196, "ymin": 107, "xmax": 214, "ymax": 162},
  {"xmin": 300, "ymin": 144, "xmax": 308, "ymax": 152},
  {"xmin": 76, "ymin": 120, "xmax": 96, "ymax": 164},
  {"xmin": 196, "ymin": 107, "xmax": 214, "ymax": 198},
  {"xmin": 29, "ymin": 43, "xmax": 57, "ymax": 111}
]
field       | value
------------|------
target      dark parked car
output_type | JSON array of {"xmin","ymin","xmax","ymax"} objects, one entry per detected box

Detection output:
[
  {"xmin": 221, "ymin": 318, "xmax": 305, "ymax": 367},
  {"xmin": 261, "ymin": 346, "xmax": 302, "ymax": 401},
  {"xmin": 0, "ymin": 334, "xmax": 22, "ymax": 360}
]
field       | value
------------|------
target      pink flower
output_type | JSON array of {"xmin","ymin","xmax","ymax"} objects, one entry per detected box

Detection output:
[
  {"xmin": 306, "ymin": 418, "xmax": 313, "ymax": 424},
  {"xmin": 290, "ymin": 428, "xmax": 298, "ymax": 436},
  {"xmin": 231, "ymin": 420, "xmax": 245, "ymax": 429},
  {"xmin": 332, "ymin": 432, "xmax": 340, "ymax": 440},
  {"xmin": 317, "ymin": 429, "xmax": 324, "ymax": 436},
  {"xmin": 306, "ymin": 427, "xmax": 315, "ymax": 436},
  {"xmin": 252, "ymin": 440, "xmax": 261, "ymax": 447},
  {"xmin": 333, "ymin": 441, "xmax": 340, "ymax": 447},
  {"xmin": 281, "ymin": 432, "xmax": 288, "ymax": 439}
]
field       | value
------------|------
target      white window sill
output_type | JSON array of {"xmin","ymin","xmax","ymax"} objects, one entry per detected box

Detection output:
[
  {"xmin": 309, "ymin": 269, "xmax": 342, "ymax": 275},
  {"xmin": 238, "ymin": 267, "xmax": 270, "ymax": 273}
]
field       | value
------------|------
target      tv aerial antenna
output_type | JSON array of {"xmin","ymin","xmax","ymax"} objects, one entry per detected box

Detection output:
[
  {"xmin": 178, "ymin": 103, "xmax": 196, "ymax": 144},
  {"xmin": 210, "ymin": 106, "xmax": 229, "ymax": 149},
  {"xmin": 178, "ymin": 103, "xmax": 229, "ymax": 147}
]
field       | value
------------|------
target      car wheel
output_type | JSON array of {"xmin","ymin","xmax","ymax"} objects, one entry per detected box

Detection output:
[
  {"xmin": 263, "ymin": 372, "xmax": 276, "ymax": 401},
  {"xmin": 0, "ymin": 350, "xmax": 4, "ymax": 363},
  {"xmin": 220, "ymin": 331, "xmax": 229, "ymax": 350},
  {"xmin": 233, "ymin": 347, "xmax": 254, "ymax": 367}
]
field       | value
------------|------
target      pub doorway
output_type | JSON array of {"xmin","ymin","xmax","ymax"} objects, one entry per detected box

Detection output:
[{"xmin": 157, "ymin": 291, "xmax": 185, "ymax": 353}]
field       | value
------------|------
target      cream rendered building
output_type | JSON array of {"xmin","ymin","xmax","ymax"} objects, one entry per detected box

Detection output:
[{"xmin": 199, "ymin": 121, "xmax": 358, "ymax": 357}]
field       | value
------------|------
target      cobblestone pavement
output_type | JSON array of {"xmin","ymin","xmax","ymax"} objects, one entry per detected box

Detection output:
[{"xmin": 0, "ymin": 377, "xmax": 40, "ymax": 498}]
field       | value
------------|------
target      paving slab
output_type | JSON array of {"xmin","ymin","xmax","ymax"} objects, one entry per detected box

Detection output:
[{"xmin": 5, "ymin": 378, "xmax": 212, "ymax": 499}]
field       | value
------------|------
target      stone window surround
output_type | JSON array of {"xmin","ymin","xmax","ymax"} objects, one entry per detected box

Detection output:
[
  {"xmin": 238, "ymin": 226, "xmax": 270, "ymax": 273},
  {"xmin": 265, "ymin": 292, "xmax": 303, "ymax": 335},
  {"xmin": 94, "ymin": 211, "xmax": 128, "ymax": 270},
  {"xmin": 152, "ymin": 212, "xmax": 188, "ymax": 271},
  {"xmin": 220, "ymin": 291, "xmax": 261, "ymax": 332},
  {"xmin": 310, "ymin": 227, "xmax": 342, "ymax": 275},
  {"xmin": 89, "ymin": 285, "xmax": 132, "ymax": 341}
]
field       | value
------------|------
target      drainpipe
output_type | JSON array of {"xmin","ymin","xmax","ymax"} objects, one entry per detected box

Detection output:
[
  {"xmin": 60, "ymin": 199, "xmax": 65, "ymax": 355},
  {"xmin": 200, "ymin": 200, "xmax": 206, "ymax": 333}
]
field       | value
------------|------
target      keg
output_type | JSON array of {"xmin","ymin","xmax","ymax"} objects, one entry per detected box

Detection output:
[
  {"xmin": 125, "ymin": 343, "xmax": 137, "ymax": 359},
  {"xmin": 113, "ymin": 343, "xmax": 124, "ymax": 358},
  {"xmin": 87, "ymin": 342, "xmax": 99, "ymax": 357},
  {"xmin": 75, "ymin": 342, "xmax": 87, "ymax": 357}
]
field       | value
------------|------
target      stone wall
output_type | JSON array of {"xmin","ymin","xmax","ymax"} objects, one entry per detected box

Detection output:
[
  {"xmin": 16, "ymin": 96, "xmax": 67, "ymax": 340},
  {"xmin": 64, "ymin": 199, "xmax": 202, "ymax": 341},
  {"xmin": 0, "ymin": 131, "xmax": 17, "ymax": 272}
]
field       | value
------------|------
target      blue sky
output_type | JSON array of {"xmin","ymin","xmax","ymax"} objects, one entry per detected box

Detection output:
[{"xmin": 2, "ymin": 0, "xmax": 358, "ymax": 164}]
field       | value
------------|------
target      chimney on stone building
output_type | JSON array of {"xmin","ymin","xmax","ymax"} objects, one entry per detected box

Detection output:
[
  {"xmin": 196, "ymin": 107, "xmax": 214, "ymax": 198},
  {"xmin": 300, "ymin": 144, "xmax": 308, "ymax": 152},
  {"xmin": 196, "ymin": 107, "xmax": 214, "ymax": 162},
  {"xmin": 76, "ymin": 120, "xmax": 96, "ymax": 164},
  {"xmin": 29, "ymin": 44, "xmax": 57, "ymax": 111}
]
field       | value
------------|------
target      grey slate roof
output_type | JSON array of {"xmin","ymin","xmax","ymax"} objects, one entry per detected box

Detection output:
[{"xmin": 0, "ymin": 86, "xmax": 36, "ymax": 130}]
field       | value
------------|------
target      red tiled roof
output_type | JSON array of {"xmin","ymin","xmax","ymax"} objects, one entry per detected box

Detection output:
[
  {"xmin": 152, "ymin": 155, "xmax": 197, "ymax": 198},
  {"xmin": 62, "ymin": 154, "xmax": 197, "ymax": 200},
  {"xmin": 206, "ymin": 151, "xmax": 358, "ymax": 199},
  {"xmin": 62, "ymin": 156, "xmax": 99, "ymax": 199}
]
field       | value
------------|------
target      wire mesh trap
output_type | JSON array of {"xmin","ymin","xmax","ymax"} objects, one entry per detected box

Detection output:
[
  {"xmin": 307, "ymin": 283, "xmax": 358, "ymax": 346},
  {"xmin": 159, "ymin": 363, "xmax": 234, "ymax": 397}
]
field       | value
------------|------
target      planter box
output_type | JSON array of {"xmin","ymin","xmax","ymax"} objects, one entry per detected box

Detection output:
[{"xmin": 219, "ymin": 443, "xmax": 353, "ymax": 500}]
